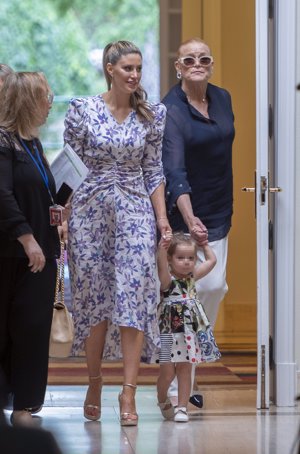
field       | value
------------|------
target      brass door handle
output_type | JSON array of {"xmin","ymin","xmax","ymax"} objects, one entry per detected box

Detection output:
[
  {"xmin": 242, "ymin": 187, "xmax": 255, "ymax": 192},
  {"xmin": 242, "ymin": 187, "xmax": 282, "ymax": 193},
  {"xmin": 242, "ymin": 174, "xmax": 282, "ymax": 217},
  {"xmin": 269, "ymin": 187, "xmax": 282, "ymax": 193}
]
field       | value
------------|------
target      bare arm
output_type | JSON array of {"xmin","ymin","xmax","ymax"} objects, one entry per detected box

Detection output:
[
  {"xmin": 193, "ymin": 244, "xmax": 217, "ymax": 281},
  {"xmin": 157, "ymin": 235, "xmax": 172, "ymax": 291},
  {"xmin": 150, "ymin": 182, "xmax": 172, "ymax": 236},
  {"xmin": 176, "ymin": 194, "xmax": 208, "ymax": 245}
]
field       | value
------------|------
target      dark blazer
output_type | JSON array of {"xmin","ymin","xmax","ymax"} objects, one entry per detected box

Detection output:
[{"xmin": 0, "ymin": 128, "xmax": 60, "ymax": 258}]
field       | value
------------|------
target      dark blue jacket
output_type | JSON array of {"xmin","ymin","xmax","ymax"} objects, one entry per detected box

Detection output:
[{"xmin": 162, "ymin": 82, "xmax": 235, "ymax": 240}]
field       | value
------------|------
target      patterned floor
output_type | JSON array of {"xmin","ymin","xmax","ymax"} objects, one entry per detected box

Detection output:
[{"xmin": 48, "ymin": 352, "xmax": 257, "ymax": 386}]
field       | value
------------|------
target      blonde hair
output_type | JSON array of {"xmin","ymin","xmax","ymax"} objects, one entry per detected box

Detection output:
[
  {"xmin": 102, "ymin": 40, "xmax": 154, "ymax": 122},
  {"xmin": 177, "ymin": 37, "xmax": 211, "ymax": 56},
  {"xmin": 167, "ymin": 232, "xmax": 197, "ymax": 258},
  {"xmin": 0, "ymin": 71, "xmax": 50, "ymax": 139}
]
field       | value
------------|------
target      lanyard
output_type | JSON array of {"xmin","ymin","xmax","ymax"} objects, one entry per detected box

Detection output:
[{"xmin": 19, "ymin": 138, "xmax": 55, "ymax": 205}]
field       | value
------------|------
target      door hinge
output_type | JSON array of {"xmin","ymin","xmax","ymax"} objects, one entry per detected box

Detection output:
[
  {"xmin": 269, "ymin": 0, "xmax": 274, "ymax": 19},
  {"xmin": 269, "ymin": 220, "xmax": 273, "ymax": 250},
  {"xmin": 268, "ymin": 104, "xmax": 273, "ymax": 139}
]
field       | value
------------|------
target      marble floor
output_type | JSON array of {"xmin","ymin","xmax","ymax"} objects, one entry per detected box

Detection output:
[{"xmin": 4, "ymin": 385, "xmax": 300, "ymax": 454}]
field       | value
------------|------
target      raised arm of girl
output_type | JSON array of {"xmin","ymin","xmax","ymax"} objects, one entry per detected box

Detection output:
[
  {"xmin": 157, "ymin": 233, "xmax": 172, "ymax": 291},
  {"xmin": 193, "ymin": 244, "xmax": 217, "ymax": 281}
]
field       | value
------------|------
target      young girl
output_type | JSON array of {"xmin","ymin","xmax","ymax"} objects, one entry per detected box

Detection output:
[{"xmin": 156, "ymin": 232, "xmax": 221, "ymax": 422}]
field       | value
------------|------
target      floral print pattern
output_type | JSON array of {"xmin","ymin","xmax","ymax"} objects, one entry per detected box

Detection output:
[
  {"xmin": 157, "ymin": 276, "xmax": 221, "ymax": 364},
  {"xmin": 63, "ymin": 95, "xmax": 166, "ymax": 362}
]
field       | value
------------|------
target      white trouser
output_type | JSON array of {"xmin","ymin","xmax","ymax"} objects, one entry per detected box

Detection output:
[{"xmin": 167, "ymin": 236, "xmax": 229, "ymax": 397}]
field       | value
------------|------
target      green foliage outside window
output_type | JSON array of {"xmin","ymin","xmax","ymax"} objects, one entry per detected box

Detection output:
[{"xmin": 0, "ymin": 0, "xmax": 159, "ymax": 157}]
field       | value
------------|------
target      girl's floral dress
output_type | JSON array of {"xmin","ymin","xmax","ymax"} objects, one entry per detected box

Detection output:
[{"xmin": 157, "ymin": 275, "xmax": 221, "ymax": 364}]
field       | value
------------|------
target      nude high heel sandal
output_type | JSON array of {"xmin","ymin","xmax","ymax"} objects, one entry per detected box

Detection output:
[
  {"xmin": 84, "ymin": 375, "xmax": 102, "ymax": 421},
  {"xmin": 118, "ymin": 383, "xmax": 138, "ymax": 426}
]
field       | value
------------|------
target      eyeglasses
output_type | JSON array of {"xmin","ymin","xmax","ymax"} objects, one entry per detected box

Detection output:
[
  {"xmin": 177, "ymin": 55, "xmax": 214, "ymax": 68},
  {"xmin": 47, "ymin": 92, "xmax": 54, "ymax": 104}
]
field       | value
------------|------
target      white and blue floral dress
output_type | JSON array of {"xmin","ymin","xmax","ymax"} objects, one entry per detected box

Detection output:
[{"xmin": 63, "ymin": 95, "xmax": 166, "ymax": 362}]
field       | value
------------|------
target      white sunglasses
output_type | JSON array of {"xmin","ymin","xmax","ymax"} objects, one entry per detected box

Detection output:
[{"xmin": 177, "ymin": 55, "xmax": 214, "ymax": 68}]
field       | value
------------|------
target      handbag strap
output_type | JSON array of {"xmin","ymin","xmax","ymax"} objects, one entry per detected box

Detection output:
[{"xmin": 54, "ymin": 241, "xmax": 65, "ymax": 307}]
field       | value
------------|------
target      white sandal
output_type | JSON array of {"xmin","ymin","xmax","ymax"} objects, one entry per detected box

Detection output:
[{"xmin": 174, "ymin": 406, "xmax": 189, "ymax": 423}]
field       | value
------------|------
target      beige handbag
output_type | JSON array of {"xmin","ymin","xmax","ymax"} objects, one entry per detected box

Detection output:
[{"xmin": 49, "ymin": 241, "xmax": 74, "ymax": 358}]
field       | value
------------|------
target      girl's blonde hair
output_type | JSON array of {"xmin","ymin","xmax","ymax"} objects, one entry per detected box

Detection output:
[
  {"xmin": 0, "ymin": 71, "xmax": 50, "ymax": 139},
  {"xmin": 167, "ymin": 232, "xmax": 197, "ymax": 258},
  {"xmin": 102, "ymin": 40, "xmax": 154, "ymax": 122}
]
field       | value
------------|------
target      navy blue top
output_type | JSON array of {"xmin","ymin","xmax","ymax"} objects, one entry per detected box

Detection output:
[{"xmin": 161, "ymin": 82, "xmax": 235, "ymax": 241}]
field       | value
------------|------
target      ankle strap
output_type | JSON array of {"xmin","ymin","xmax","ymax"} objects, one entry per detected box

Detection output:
[
  {"xmin": 123, "ymin": 383, "xmax": 137, "ymax": 389},
  {"xmin": 89, "ymin": 375, "xmax": 102, "ymax": 381}
]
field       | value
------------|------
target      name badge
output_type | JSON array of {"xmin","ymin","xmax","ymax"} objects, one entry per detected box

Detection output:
[{"xmin": 49, "ymin": 205, "xmax": 63, "ymax": 226}]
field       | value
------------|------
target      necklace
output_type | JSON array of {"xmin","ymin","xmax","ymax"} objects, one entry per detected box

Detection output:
[{"xmin": 187, "ymin": 94, "xmax": 206, "ymax": 104}]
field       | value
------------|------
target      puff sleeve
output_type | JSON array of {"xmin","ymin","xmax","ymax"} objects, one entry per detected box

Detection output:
[
  {"xmin": 63, "ymin": 97, "xmax": 88, "ymax": 159},
  {"xmin": 141, "ymin": 103, "xmax": 166, "ymax": 196}
]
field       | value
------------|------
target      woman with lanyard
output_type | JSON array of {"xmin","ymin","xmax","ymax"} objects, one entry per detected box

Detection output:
[{"xmin": 0, "ymin": 72, "xmax": 65, "ymax": 427}]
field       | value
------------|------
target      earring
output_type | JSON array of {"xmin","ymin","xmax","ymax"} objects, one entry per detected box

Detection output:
[{"xmin": 176, "ymin": 71, "xmax": 182, "ymax": 80}]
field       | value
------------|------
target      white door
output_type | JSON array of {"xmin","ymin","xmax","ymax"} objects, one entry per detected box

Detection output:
[
  {"xmin": 255, "ymin": 0, "xmax": 271, "ymax": 409},
  {"xmin": 272, "ymin": 0, "xmax": 297, "ymax": 407},
  {"xmin": 255, "ymin": 0, "xmax": 297, "ymax": 408}
]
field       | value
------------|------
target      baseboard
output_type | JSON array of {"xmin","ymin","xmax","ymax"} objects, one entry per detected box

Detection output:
[
  {"xmin": 297, "ymin": 369, "xmax": 300, "ymax": 398},
  {"xmin": 274, "ymin": 362, "xmax": 297, "ymax": 406}
]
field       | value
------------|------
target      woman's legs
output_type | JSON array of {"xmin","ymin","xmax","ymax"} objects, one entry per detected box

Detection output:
[
  {"xmin": 119, "ymin": 326, "xmax": 144, "ymax": 421},
  {"xmin": 84, "ymin": 320, "xmax": 107, "ymax": 420},
  {"xmin": 195, "ymin": 237, "xmax": 229, "ymax": 327},
  {"xmin": 0, "ymin": 258, "xmax": 56, "ymax": 426},
  {"xmin": 9, "ymin": 259, "xmax": 56, "ymax": 411}
]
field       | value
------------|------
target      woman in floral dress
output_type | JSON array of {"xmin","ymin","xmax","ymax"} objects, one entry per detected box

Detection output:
[{"xmin": 63, "ymin": 40, "xmax": 171, "ymax": 426}]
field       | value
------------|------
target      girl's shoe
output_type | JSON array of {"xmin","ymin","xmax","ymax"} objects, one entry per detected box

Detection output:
[
  {"xmin": 157, "ymin": 397, "xmax": 175, "ymax": 420},
  {"xmin": 84, "ymin": 375, "xmax": 102, "ymax": 421},
  {"xmin": 118, "ymin": 384, "xmax": 138, "ymax": 426},
  {"xmin": 174, "ymin": 406, "xmax": 189, "ymax": 423},
  {"xmin": 10, "ymin": 410, "xmax": 35, "ymax": 427}
]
